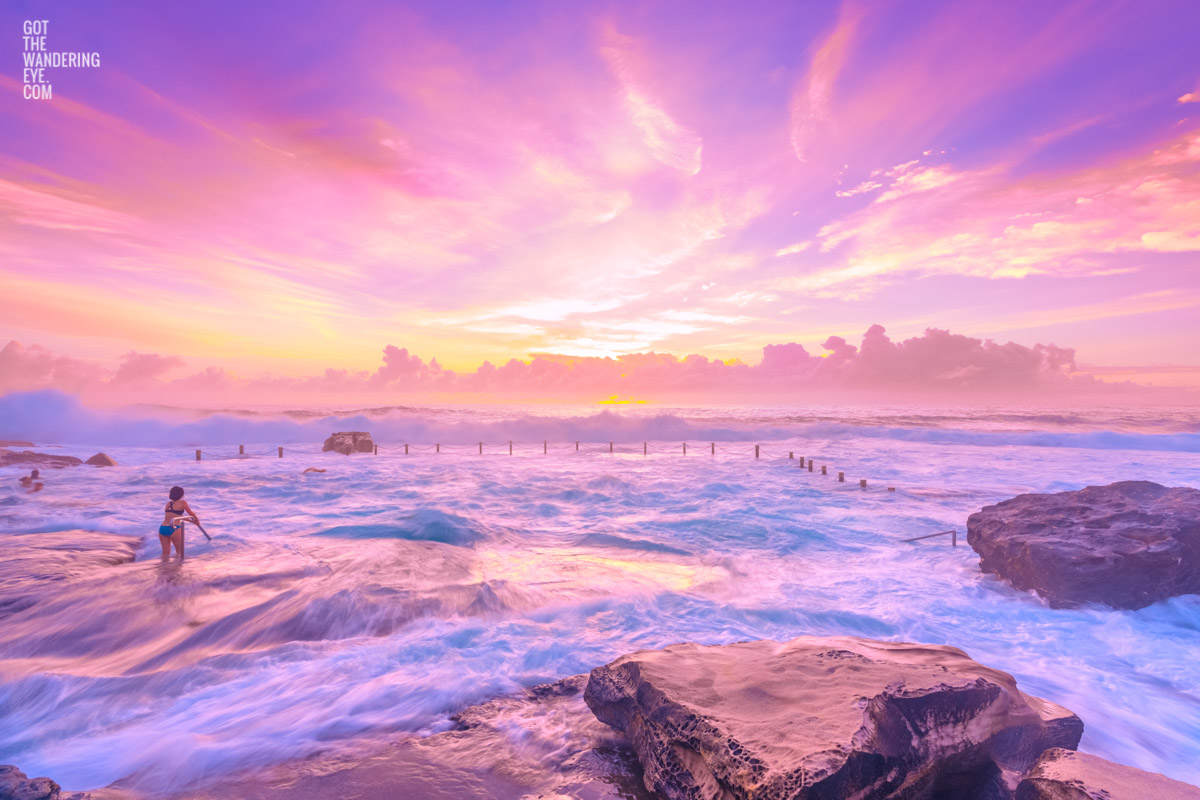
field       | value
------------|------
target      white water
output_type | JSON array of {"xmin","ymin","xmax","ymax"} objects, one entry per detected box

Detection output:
[{"xmin": 1, "ymin": 397, "xmax": 1199, "ymax": 792}]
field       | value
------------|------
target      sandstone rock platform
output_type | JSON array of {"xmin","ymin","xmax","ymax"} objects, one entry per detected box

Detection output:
[
  {"xmin": 967, "ymin": 481, "xmax": 1200, "ymax": 609},
  {"xmin": 585, "ymin": 635, "xmax": 1083, "ymax": 800},
  {"xmin": 1017, "ymin": 748, "xmax": 1200, "ymax": 800}
]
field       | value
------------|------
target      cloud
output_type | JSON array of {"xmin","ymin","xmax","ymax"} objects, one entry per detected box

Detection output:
[
  {"xmin": 774, "ymin": 241, "xmax": 812, "ymax": 257},
  {"xmin": 600, "ymin": 24, "xmax": 703, "ymax": 175},
  {"xmin": 1, "ymin": 326, "xmax": 1188, "ymax": 405},
  {"xmin": 113, "ymin": 352, "xmax": 186, "ymax": 383}
]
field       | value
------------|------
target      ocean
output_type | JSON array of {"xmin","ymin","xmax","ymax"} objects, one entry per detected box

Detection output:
[{"xmin": 1, "ymin": 395, "xmax": 1199, "ymax": 792}]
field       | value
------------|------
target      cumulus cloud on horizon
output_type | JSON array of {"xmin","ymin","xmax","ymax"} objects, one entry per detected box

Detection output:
[{"xmin": 1, "ymin": 325, "xmax": 1186, "ymax": 405}]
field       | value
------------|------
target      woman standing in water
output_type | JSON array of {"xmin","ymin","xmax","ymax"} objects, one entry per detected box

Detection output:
[{"xmin": 159, "ymin": 486, "xmax": 199, "ymax": 560}]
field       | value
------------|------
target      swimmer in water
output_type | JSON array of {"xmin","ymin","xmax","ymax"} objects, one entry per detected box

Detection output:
[
  {"xmin": 159, "ymin": 485, "xmax": 199, "ymax": 560},
  {"xmin": 19, "ymin": 469, "xmax": 43, "ymax": 492}
]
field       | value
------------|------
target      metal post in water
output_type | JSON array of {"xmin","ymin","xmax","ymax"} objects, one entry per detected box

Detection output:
[
  {"xmin": 755, "ymin": 444, "xmax": 760, "ymax": 459},
  {"xmin": 860, "ymin": 479, "xmax": 867, "ymax": 488},
  {"xmin": 544, "ymin": 441, "xmax": 547, "ymax": 455},
  {"xmin": 711, "ymin": 442, "xmax": 715, "ymax": 455},
  {"xmin": 821, "ymin": 465, "xmax": 827, "ymax": 475},
  {"xmin": 196, "ymin": 449, "xmax": 201, "ymax": 461},
  {"xmin": 374, "ymin": 444, "xmax": 378, "ymax": 455},
  {"xmin": 684, "ymin": 442, "xmax": 688, "ymax": 456},
  {"xmin": 643, "ymin": 442, "xmax": 647, "ymax": 456},
  {"xmin": 789, "ymin": 452, "xmax": 793, "ymax": 459},
  {"xmin": 610, "ymin": 441, "xmax": 613, "ymax": 453},
  {"xmin": 239, "ymin": 444, "xmax": 245, "ymax": 455},
  {"xmin": 575, "ymin": 441, "xmax": 579, "ymax": 451},
  {"xmin": 405, "ymin": 444, "xmax": 409, "ymax": 455},
  {"xmin": 952, "ymin": 530, "xmax": 957, "ymax": 546},
  {"xmin": 838, "ymin": 471, "xmax": 844, "ymax": 482},
  {"xmin": 278, "ymin": 446, "xmax": 283, "ymax": 458},
  {"xmin": 436, "ymin": 444, "xmax": 440, "ymax": 453},
  {"xmin": 509, "ymin": 441, "xmax": 513, "ymax": 455},
  {"xmin": 808, "ymin": 461, "xmax": 813, "ymax": 472},
  {"xmin": 479, "ymin": 442, "xmax": 482, "ymax": 455}
]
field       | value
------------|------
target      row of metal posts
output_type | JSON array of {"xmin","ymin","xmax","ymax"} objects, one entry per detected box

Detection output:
[{"xmin": 193, "ymin": 444, "xmax": 881, "ymax": 489}]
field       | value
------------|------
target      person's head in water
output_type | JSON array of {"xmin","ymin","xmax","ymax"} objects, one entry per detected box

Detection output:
[
  {"xmin": 30, "ymin": 469, "xmax": 39, "ymax": 479},
  {"xmin": 169, "ymin": 486, "xmax": 184, "ymax": 501}
]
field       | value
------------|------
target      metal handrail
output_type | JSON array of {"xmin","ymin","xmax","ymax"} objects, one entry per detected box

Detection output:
[{"xmin": 902, "ymin": 529, "xmax": 957, "ymax": 546}]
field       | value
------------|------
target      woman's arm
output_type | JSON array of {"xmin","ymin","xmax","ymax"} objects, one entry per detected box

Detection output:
[{"xmin": 182, "ymin": 500, "xmax": 199, "ymax": 521}]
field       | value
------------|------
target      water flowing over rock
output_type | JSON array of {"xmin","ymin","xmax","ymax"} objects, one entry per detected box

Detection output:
[
  {"xmin": 322, "ymin": 431, "xmax": 375, "ymax": 455},
  {"xmin": 967, "ymin": 481, "xmax": 1200, "ymax": 609},
  {"xmin": 584, "ymin": 636, "xmax": 1083, "ymax": 800},
  {"xmin": 0, "ymin": 765, "xmax": 60, "ymax": 800},
  {"xmin": 1017, "ymin": 748, "xmax": 1200, "ymax": 800},
  {"xmin": 84, "ymin": 453, "xmax": 117, "ymax": 466},
  {"xmin": 0, "ymin": 449, "xmax": 82, "ymax": 468}
]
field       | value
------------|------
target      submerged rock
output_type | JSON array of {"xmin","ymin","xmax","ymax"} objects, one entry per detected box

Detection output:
[
  {"xmin": 322, "ymin": 431, "xmax": 374, "ymax": 455},
  {"xmin": 584, "ymin": 636, "xmax": 1082, "ymax": 800},
  {"xmin": 0, "ymin": 449, "xmax": 82, "ymax": 468},
  {"xmin": 967, "ymin": 481, "xmax": 1200, "ymax": 609},
  {"xmin": 1017, "ymin": 748, "xmax": 1200, "ymax": 799},
  {"xmin": 0, "ymin": 764, "xmax": 60, "ymax": 800},
  {"xmin": 85, "ymin": 453, "xmax": 118, "ymax": 467},
  {"xmin": 105, "ymin": 675, "xmax": 651, "ymax": 800}
]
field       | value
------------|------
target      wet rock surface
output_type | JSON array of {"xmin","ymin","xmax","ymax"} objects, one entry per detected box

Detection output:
[
  {"xmin": 321, "ymin": 431, "xmax": 374, "ymax": 455},
  {"xmin": 967, "ymin": 481, "xmax": 1200, "ymax": 609},
  {"xmin": 67, "ymin": 675, "xmax": 651, "ymax": 800},
  {"xmin": 0, "ymin": 532, "xmax": 141, "ymax": 621},
  {"xmin": 84, "ymin": 453, "xmax": 118, "ymax": 467},
  {"xmin": 584, "ymin": 636, "xmax": 1083, "ymax": 800},
  {"xmin": 0, "ymin": 765, "xmax": 61, "ymax": 800},
  {"xmin": 1017, "ymin": 748, "xmax": 1200, "ymax": 800},
  {"xmin": 0, "ymin": 449, "xmax": 83, "ymax": 468}
]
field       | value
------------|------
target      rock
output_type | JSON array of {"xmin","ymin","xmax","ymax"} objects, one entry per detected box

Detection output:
[
  {"xmin": 0, "ymin": 440, "xmax": 35, "ymax": 447},
  {"xmin": 0, "ymin": 765, "xmax": 60, "ymax": 800},
  {"xmin": 967, "ymin": 481, "xmax": 1200, "ymax": 609},
  {"xmin": 124, "ymin": 675, "xmax": 652, "ymax": 800},
  {"xmin": 322, "ymin": 431, "xmax": 374, "ymax": 455},
  {"xmin": 0, "ymin": 449, "xmax": 82, "ymax": 468},
  {"xmin": 84, "ymin": 453, "xmax": 118, "ymax": 467},
  {"xmin": 1017, "ymin": 748, "xmax": 1200, "ymax": 800},
  {"xmin": 584, "ymin": 636, "xmax": 1082, "ymax": 800}
]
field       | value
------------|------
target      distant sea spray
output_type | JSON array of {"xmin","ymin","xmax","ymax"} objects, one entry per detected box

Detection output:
[{"xmin": 0, "ymin": 390, "xmax": 1196, "ymax": 452}]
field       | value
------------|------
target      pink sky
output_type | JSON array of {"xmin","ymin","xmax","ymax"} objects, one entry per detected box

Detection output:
[{"xmin": 2, "ymin": 0, "xmax": 1198, "ymax": 402}]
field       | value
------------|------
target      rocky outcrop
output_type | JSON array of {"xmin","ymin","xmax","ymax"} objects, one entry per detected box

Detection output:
[
  {"xmin": 322, "ymin": 431, "xmax": 375, "ymax": 455},
  {"xmin": 84, "ymin": 453, "xmax": 118, "ymax": 467},
  {"xmin": 0, "ymin": 441, "xmax": 35, "ymax": 447},
  {"xmin": 584, "ymin": 636, "xmax": 1082, "ymax": 800},
  {"xmin": 0, "ymin": 449, "xmax": 82, "ymax": 468},
  {"xmin": 967, "ymin": 481, "xmax": 1200, "ymax": 609},
  {"xmin": 0, "ymin": 765, "xmax": 60, "ymax": 800},
  {"xmin": 1017, "ymin": 748, "xmax": 1200, "ymax": 800}
]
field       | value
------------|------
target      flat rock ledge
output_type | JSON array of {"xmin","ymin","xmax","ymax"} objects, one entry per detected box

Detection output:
[
  {"xmin": 322, "ymin": 431, "xmax": 375, "ymax": 455},
  {"xmin": 0, "ymin": 449, "xmax": 82, "ymax": 468},
  {"xmin": 967, "ymin": 481, "xmax": 1200, "ymax": 609},
  {"xmin": 1017, "ymin": 748, "xmax": 1200, "ymax": 800},
  {"xmin": 584, "ymin": 636, "xmax": 1082, "ymax": 800}
]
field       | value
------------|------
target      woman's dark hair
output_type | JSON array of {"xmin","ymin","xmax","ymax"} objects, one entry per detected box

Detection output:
[
  {"xmin": 31, "ymin": 469, "xmax": 39, "ymax": 479},
  {"xmin": 169, "ymin": 486, "xmax": 185, "ymax": 501}
]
